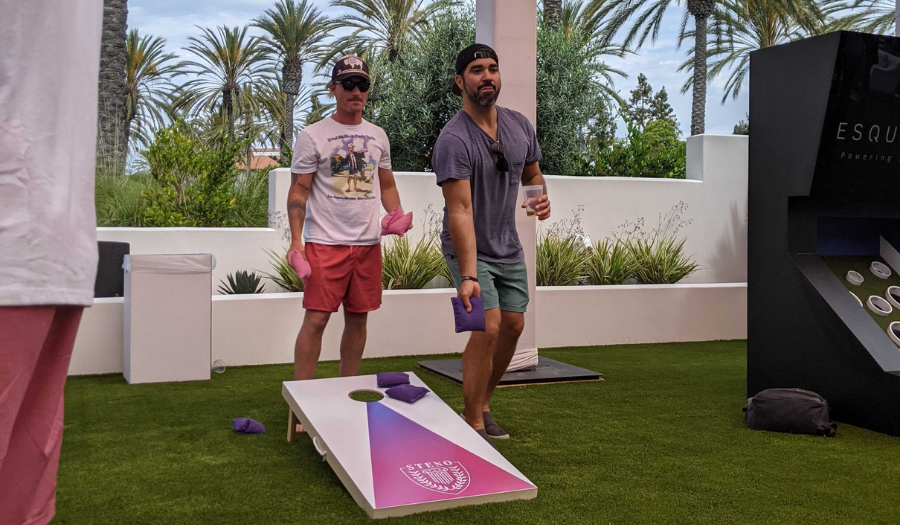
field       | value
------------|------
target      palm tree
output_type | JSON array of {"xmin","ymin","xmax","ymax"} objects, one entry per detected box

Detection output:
[
  {"xmin": 678, "ymin": 0, "xmax": 829, "ymax": 103},
  {"xmin": 252, "ymin": 0, "xmax": 333, "ymax": 159},
  {"xmin": 830, "ymin": 0, "xmax": 895, "ymax": 34},
  {"xmin": 124, "ymin": 30, "xmax": 185, "ymax": 153},
  {"xmin": 545, "ymin": 0, "xmax": 564, "ymax": 29},
  {"xmin": 596, "ymin": 0, "xmax": 824, "ymax": 135},
  {"xmin": 98, "ymin": 0, "xmax": 129, "ymax": 174},
  {"xmin": 326, "ymin": 0, "xmax": 459, "ymax": 63},
  {"xmin": 180, "ymin": 26, "xmax": 271, "ymax": 137},
  {"xmin": 557, "ymin": 0, "xmax": 629, "ymax": 104}
]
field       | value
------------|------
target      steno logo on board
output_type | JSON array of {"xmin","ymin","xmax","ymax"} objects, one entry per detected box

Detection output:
[{"xmin": 401, "ymin": 461, "xmax": 470, "ymax": 495}]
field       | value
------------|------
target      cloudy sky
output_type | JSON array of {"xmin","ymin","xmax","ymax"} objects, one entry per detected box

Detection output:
[{"xmin": 129, "ymin": 0, "xmax": 749, "ymax": 137}]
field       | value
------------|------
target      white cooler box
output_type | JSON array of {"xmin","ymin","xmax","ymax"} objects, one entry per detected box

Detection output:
[{"xmin": 123, "ymin": 254, "xmax": 215, "ymax": 384}]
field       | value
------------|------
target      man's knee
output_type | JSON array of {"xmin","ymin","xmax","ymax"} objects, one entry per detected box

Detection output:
[
  {"xmin": 303, "ymin": 311, "xmax": 331, "ymax": 334},
  {"xmin": 483, "ymin": 312, "xmax": 502, "ymax": 340},
  {"xmin": 344, "ymin": 311, "xmax": 368, "ymax": 329},
  {"xmin": 500, "ymin": 313, "xmax": 525, "ymax": 338}
]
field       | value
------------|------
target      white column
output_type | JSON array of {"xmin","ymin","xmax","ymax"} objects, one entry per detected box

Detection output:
[
  {"xmin": 477, "ymin": 0, "xmax": 540, "ymax": 371},
  {"xmin": 476, "ymin": 0, "xmax": 538, "ymax": 126},
  {"xmin": 269, "ymin": 168, "xmax": 292, "ymax": 229}
]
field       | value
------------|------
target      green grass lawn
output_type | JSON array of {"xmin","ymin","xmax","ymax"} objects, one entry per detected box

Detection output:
[{"xmin": 55, "ymin": 342, "xmax": 900, "ymax": 524}]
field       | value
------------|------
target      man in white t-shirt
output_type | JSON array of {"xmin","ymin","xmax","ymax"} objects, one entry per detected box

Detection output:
[
  {"xmin": 287, "ymin": 56, "xmax": 410, "ymax": 410},
  {"xmin": 0, "ymin": 1, "xmax": 102, "ymax": 523}
]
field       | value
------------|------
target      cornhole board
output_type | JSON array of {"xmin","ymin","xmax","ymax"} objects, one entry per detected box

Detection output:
[{"xmin": 282, "ymin": 372, "xmax": 537, "ymax": 519}]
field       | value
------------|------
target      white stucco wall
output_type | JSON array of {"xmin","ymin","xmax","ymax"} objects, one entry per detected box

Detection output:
[{"xmin": 69, "ymin": 283, "xmax": 746, "ymax": 376}]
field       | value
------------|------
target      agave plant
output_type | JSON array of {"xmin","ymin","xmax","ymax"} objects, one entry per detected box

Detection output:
[
  {"xmin": 382, "ymin": 234, "xmax": 447, "ymax": 290},
  {"xmin": 261, "ymin": 249, "xmax": 304, "ymax": 292},
  {"xmin": 218, "ymin": 270, "xmax": 266, "ymax": 294},
  {"xmin": 586, "ymin": 238, "xmax": 634, "ymax": 285}
]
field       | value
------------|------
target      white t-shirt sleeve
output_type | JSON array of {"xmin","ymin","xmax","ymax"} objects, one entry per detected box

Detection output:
[
  {"xmin": 290, "ymin": 131, "xmax": 318, "ymax": 174},
  {"xmin": 379, "ymin": 129, "xmax": 392, "ymax": 171}
]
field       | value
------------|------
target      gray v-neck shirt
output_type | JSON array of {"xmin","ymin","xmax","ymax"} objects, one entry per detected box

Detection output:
[{"xmin": 433, "ymin": 106, "xmax": 542, "ymax": 264}]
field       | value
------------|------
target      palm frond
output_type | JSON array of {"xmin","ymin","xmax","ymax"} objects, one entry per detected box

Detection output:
[
  {"xmin": 124, "ymin": 29, "xmax": 186, "ymax": 152},
  {"xmin": 323, "ymin": 0, "xmax": 461, "ymax": 65}
]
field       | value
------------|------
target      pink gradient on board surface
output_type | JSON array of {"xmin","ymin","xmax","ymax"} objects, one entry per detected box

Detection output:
[{"xmin": 367, "ymin": 402, "xmax": 534, "ymax": 509}]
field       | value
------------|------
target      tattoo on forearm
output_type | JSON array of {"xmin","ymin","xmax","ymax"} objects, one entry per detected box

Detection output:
[{"xmin": 287, "ymin": 200, "xmax": 307, "ymax": 213}]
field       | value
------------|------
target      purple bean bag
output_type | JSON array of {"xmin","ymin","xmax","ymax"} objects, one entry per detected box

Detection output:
[
  {"xmin": 232, "ymin": 418, "xmax": 266, "ymax": 434},
  {"xmin": 377, "ymin": 371, "xmax": 410, "ymax": 388},
  {"xmin": 451, "ymin": 296, "xmax": 486, "ymax": 333},
  {"xmin": 385, "ymin": 384, "xmax": 430, "ymax": 404}
]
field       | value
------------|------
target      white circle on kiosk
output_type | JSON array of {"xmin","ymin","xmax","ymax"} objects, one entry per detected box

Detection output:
[
  {"xmin": 889, "ymin": 322, "xmax": 900, "ymax": 347},
  {"xmin": 868, "ymin": 295, "xmax": 893, "ymax": 316},
  {"xmin": 886, "ymin": 286, "xmax": 900, "ymax": 309},
  {"xmin": 870, "ymin": 261, "xmax": 892, "ymax": 279}
]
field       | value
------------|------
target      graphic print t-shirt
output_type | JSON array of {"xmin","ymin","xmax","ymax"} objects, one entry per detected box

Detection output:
[{"xmin": 291, "ymin": 117, "xmax": 391, "ymax": 245}]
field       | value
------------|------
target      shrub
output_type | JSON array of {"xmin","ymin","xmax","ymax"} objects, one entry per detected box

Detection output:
[
  {"xmin": 261, "ymin": 249, "xmax": 304, "ymax": 292},
  {"xmin": 140, "ymin": 124, "xmax": 247, "ymax": 226},
  {"xmin": 218, "ymin": 270, "xmax": 266, "ymax": 294},
  {"xmin": 536, "ymin": 23, "xmax": 617, "ymax": 176},
  {"xmin": 615, "ymin": 201, "xmax": 699, "ymax": 284},
  {"xmin": 95, "ymin": 169, "xmax": 152, "ymax": 226},
  {"xmin": 382, "ymin": 234, "xmax": 447, "ymax": 290},
  {"xmin": 585, "ymin": 239, "xmax": 634, "ymax": 285},
  {"xmin": 625, "ymin": 236, "xmax": 699, "ymax": 284},
  {"xmin": 231, "ymin": 168, "xmax": 271, "ymax": 227},
  {"xmin": 537, "ymin": 232, "xmax": 588, "ymax": 286},
  {"xmin": 536, "ymin": 208, "xmax": 590, "ymax": 286},
  {"xmin": 585, "ymin": 120, "xmax": 686, "ymax": 179}
]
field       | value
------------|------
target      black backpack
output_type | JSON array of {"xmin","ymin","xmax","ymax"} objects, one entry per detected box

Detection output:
[{"xmin": 744, "ymin": 388, "xmax": 837, "ymax": 437}]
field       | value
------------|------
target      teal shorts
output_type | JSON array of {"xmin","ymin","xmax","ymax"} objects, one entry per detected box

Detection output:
[{"xmin": 445, "ymin": 256, "xmax": 529, "ymax": 313}]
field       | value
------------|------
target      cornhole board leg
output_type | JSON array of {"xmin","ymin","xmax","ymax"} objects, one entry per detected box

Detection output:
[
  {"xmin": 282, "ymin": 372, "xmax": 537, "ymax": 519},
  {"xmin": 287, "ymin": 408, "xmax": 299, "ymax": 443}
]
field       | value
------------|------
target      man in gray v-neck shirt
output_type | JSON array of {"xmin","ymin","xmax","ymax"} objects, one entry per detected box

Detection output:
[{"xmin": 433, "ymin": 44, "xmax": 552, "ymax": 445}]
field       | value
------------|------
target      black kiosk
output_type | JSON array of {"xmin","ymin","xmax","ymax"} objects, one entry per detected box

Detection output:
[{"xmin": 749, "ymin": 31, "xmax": 900, "ymax": 436}]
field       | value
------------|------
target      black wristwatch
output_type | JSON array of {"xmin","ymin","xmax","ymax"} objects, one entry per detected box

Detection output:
[{"xmin": 461, "ymin": 276, "xmax": 479, "ymax": 283}]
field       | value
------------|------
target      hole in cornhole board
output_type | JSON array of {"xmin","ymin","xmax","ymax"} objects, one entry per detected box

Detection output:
[
  {"xmin": 418, "ymin": 357, "xmax": 602, "ymax": 387},
  {"xmin": 350, "ymin": 390, "xmax": 384, "ymax": 403}
]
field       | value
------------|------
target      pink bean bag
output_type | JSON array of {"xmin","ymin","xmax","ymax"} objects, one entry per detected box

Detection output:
[
  {"xmin": 380, "ymin": 206, "xmax": 413, "ymax": 237},
  {"xmin": 288, "ymin": 249, "xmax": 311, "ymax": 280}
]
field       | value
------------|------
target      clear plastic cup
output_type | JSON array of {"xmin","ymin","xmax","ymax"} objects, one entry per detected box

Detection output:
[{"xmin": 523, "ymin": 185, "xmax": 543, "ymax": 216}]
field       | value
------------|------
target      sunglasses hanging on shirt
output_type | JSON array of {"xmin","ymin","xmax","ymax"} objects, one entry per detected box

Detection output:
[{"xmin": 489, "ymin": 140, "xmax": 509, "ymax": 172}]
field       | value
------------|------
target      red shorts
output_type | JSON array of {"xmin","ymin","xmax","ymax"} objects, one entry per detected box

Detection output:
[
  {"xmin": 0, "ymin": 306, "xmax": 83, "ymax": 525},
  {"xmin": 303, "ymin": 243, "xmax": 383, "ymax": 313}
]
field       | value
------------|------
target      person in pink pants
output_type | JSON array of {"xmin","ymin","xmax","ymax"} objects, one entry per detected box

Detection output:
[{"xmin": 0, "ymin": 1, "xmax": 103, "ymax": 523}]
